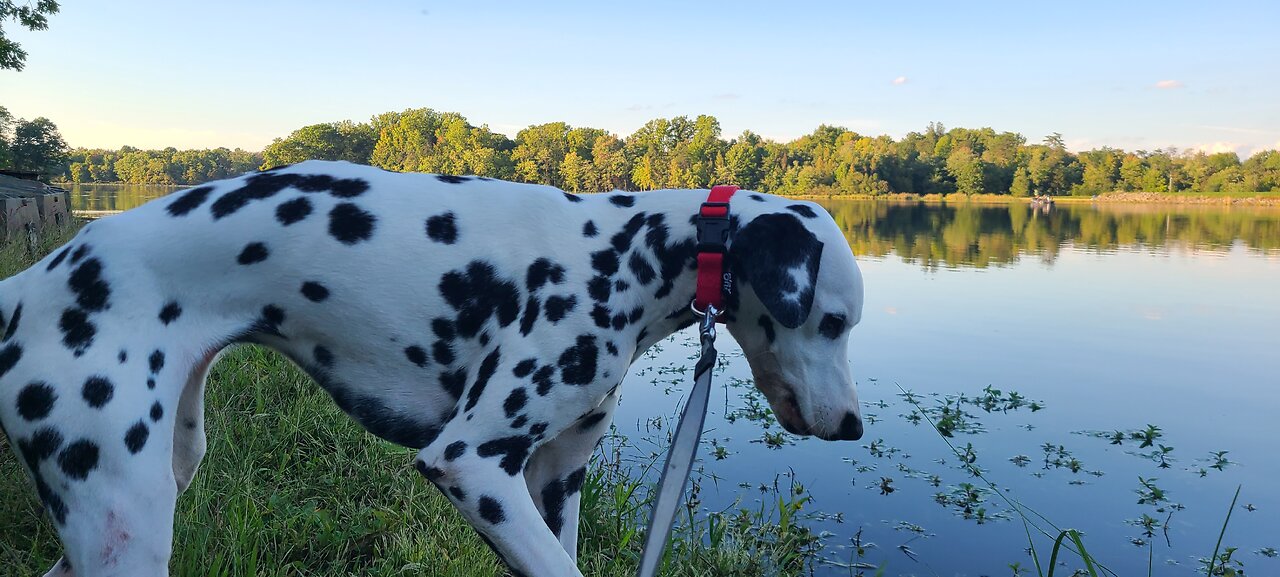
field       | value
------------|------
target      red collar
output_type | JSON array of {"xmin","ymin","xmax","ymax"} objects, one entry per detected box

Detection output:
[{"xmin": 693, "ymin": 185, "xmax": 739, "ymax": 320}]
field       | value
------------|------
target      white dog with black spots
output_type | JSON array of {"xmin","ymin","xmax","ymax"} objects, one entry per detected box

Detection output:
[{"xmin": 0, "ymin": 160, "xmax": 864, "ymax": 576}]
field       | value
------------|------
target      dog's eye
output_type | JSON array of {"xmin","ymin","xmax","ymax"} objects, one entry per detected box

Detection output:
[{"xmin": 817, "ymin": 313, "xmax": 846, "ymax": 340}]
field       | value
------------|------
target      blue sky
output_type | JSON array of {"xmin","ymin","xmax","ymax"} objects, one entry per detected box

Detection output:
[{"xmin": 3, "ymin": 0, "xmax": 1278, "ymax": 156}]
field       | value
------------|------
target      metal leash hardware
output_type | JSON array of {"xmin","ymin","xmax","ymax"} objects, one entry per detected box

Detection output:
[{"xmin": 635, "ymin": 301, "xmax": 720, "ymax": 577}]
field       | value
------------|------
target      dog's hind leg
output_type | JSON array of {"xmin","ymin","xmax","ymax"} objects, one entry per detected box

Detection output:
[
  {"xmin": 27, "ymin": 424, "xmax": 181, "ymax": 577},
  {"xmin": 171, "ymin": 349, "xmax": 221, "ymax": 494},
  {"xmin": 522, "ymin": 386, "xmax": 619, "ymax": 560}
]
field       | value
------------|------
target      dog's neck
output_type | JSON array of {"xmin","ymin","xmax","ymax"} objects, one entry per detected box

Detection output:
[{"xmin": 586, "ymin": 189, "xmax": 745, "ymax": 358}]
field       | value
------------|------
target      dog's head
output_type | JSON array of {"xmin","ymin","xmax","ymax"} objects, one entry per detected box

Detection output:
[{"xmin": 725, "ymin": 201, "xmax": 864, "ymax": 441}]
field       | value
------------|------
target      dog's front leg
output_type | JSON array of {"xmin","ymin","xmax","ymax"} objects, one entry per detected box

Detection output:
[
  {"xmin": 417, "ymin": 441, "xmax": 584, "ymax": 577},
  {"xmin": 522, "ymin": 386, "xmax": 620, "ymax": 560}
]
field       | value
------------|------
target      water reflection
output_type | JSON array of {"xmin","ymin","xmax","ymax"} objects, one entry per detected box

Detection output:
[{"xmin": 818, "ymin": 199, "xmax": 1280, "ymax": 269}]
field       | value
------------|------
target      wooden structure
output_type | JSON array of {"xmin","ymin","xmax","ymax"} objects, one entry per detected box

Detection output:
[{"xmin": 0, "ymin": 172, "xmax": 72, "ymax": 242}]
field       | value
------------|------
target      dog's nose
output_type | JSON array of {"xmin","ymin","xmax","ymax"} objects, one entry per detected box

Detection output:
[{"xmin": 836, "ymin": 412, "xmax": 863, "ymax": 441}]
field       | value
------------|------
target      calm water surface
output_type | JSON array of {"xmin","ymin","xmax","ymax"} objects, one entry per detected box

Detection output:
[{"xmin": 72, "ymin": 185, "xmax": 1280, "ymax": 576}]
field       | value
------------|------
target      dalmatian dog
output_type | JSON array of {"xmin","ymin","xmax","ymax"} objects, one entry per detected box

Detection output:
[{"xmin": 0, "ymin": 160, "xmax": 864, "ymax": 577}]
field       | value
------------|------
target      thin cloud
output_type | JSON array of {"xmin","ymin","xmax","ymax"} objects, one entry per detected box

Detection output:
[
  {"xmin": 1154, "ymin": 80, "xmax": 1183, "ymax": 89},
  {"xmin": 892, "ymin": 76, "xmax": 908, "ymax": 86},
  {"xmin": 713, "ymin": 93, "xmax": 741, "ymax": 100}
]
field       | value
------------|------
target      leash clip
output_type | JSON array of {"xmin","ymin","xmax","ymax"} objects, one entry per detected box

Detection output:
[{"xmin": 690, "ymin": 301, "xmax": 720, "ymax": 341}]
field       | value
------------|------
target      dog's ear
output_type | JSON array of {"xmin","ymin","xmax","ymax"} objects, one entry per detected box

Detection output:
[{"xmin": 730, "ymin": 212, "xmax": 824, "ymax": 329}]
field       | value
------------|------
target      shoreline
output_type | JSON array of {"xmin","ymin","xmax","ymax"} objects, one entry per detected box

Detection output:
[{"xmin": 786, "ymin": 191, "xmax": 1280, "ymax": 206}]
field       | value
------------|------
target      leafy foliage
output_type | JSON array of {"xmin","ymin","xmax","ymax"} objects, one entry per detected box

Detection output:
[{"xmin": 0, "ymin": 0, "xmax": 58, "ymax": 71}]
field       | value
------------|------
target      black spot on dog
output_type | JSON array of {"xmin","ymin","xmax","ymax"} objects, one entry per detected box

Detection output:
[
  {"xmin": 404, "ymin": 345, "xmax": 428, "ymax": 368},
  {"xmin": 587, "ymin": 276, "xmax": 611, "ymax": 303},
  {"xmin": 544, "ymin": 295, "xmax": 577, "ymax": 323},
  {"xmin": 150, "ymin": 401, "xmax": 164, "ymax": 422},
  {"xmin": 786, "ymin": 203, "xmax": 819, "ymax": 218},
  {"xmin": 439, "ymin": 261, "xmax": 521, "ymax": 339},
  {"xmin": 533, "ymin": 365, "xmax": 555, "ymax": 396},
  {"xmin": 167, "ymin": 185, "xmax": 215, "ymax": 216},
  {"xmin": 238, "ymin": 240, "xmax": 267, "ymax": 264},
  {"xmin": 212, "ymin": 172, "xmax": 298, "ymax": 219},
  {"xmin": 730, "ymin": 213, "xmax": 824, "ymax": 329},
  {"xmin": 477, "ymin": 435, "xmax": 533, "ymax": 476},
  {"xmin": 526, "ymin": 258, "xmax": 566, "ymax": 291},
  {"xmin": 118, "ymin": 350, "xmax": 128, "ymax": 364},
  {"xmin": 432, "ymin": 318, "xmax": 456, "ymax": 341},
  {"xmin": 465, "ymin": 349, "xmax": 502, "ymax": 412},
  {"xmin": 69, "ymin": 244, "xmax": 89, "ymax": 264},
  {"xmin": 328, "ymin": 178, "xmax": 370, "ymax": 198},
  {"xmin": 478, "ymin": 495, "xmax": 506, "ymax": 523},
  {"xmin": 614, "ymin": 279, "xmax": 630, "ymax": 292},
  {"xmin": 260, "ymin": 305, "xmax": 285, "ymax": 331},
  {"xmin": 558, "ymin": 335, "xmax": 598, "ymax": 386},
  {"xmin": 416, "ymin": 461, "xmax": 445, "ymax": 481},
  {"xmin": 328, "ymin": 202, "xmax": 377, "ymax": 244},
  {"xmin": 520, "ymin": 296, "xmax": 540, "ymax": 336},
  {"xmin": 275, "ymin": 196, "xmax": 312, "ymax": 226},
  {"xmin": 758, "ymin": 315, "xmax": 777, "ymax": 343},
  {"xmin": 627, "ymin": 307, "xmax": 644, "ymax": 324},
  {"xmin": 563, "ymin": 192, "xmax": 583, "ymax": 203},
  {"xmin": 17, "ymin": 382, "xmax": 56, "ymax": 420},
  {"xmin": 503, "ymin": 388, "xmax": 528, "ymax": 418},
  {"xmin": 590, "ymin": 305, "xmax": 611, "ymax": 329},
  {"xmin": 81, "ymin": 376, "xmax": 113, "ymax": 409},
  {"xmin": 46, "ymin": 247, "xmax": 71, "ymax": 271},
  {"xmin": 582, "ymin": 221, "xmax": 598, "ymax": 237},
  {"xmin": 529, "ymin": 422, "xmax": 548, "ymax": 436},
  {"xmin": 0, "ymin": 342, "xmax": 20, "ymax": 378},
  {"xmin": 2, "ymin": 303, "xmax": 20, "ymax": 341},
  {"xmin": 159, "ymin": 301, "xmax": 182, "ymax": 325},
  {"xmin": 513, "ymin": 359, "xmax": 537, "ymax": 378},
  {"xmin": 314, "ymin": 345, "xmax": 334, "ymax": 367},
  {"xmin": 578, "ymin": 411, "xmax": 608, "ymax": 432},
  {"xmin": 750, "ymin": 194, "xmax": 766, "ymax": 202},
  {"xmin": 448, "ymin": 486, "xmax": 467, "ymax": 501},
  {"xmin": 590, "ymin": 250, "xmax": 619, "ymax": 277},
  {"xmin": 262, "ymin": 163, "xmax": 293, "ymax": 172},
  {"xmin": 510, "ymin": 415, "xmax": 528, "ymax": 429},
  {"xmin": 124, "ymin": 420, "xmax": 149, "ymax": 454},
  {"xmin": 19, "ymin": 427, "xmax": 62, "ymax": 463},
  {"xmin": 444, "ymin": 441, "xmax": 468, "ymax": 461},
  {"xmin": 59, "ymin": 308, "xmax": 95, "ymax": 355},
  {"xmin": 147, "ymin": 378, "xmax": 156, "ymax": 390},
  {"xmin": 149, "ymin": 350, "xmax": 165, "ymax": 374},
  {"xmin": 609, "ymin": 194, "xmax": 635, "ymax": 207},
  {"xmin": 628, "ymin": 253, "xmax": 657, "ymax": 285},
  {"xmin": 610, "ymin": 313, "xmax": 627, "ymax": 330},
  {"xmin": 426, "ymin": 212, "xmax": 459, "ymax": 244},
  {"xmin": 612, "ymin": 213, "xmax": 648, "ymax": 254},
  {"xmin": 436, "ymin": 174, "xmax": 471, "ymax": 184},
  {"xmin": 439, "ymin": 368, "xmax": 467, "ymax": 400},
  {"xmin": 300, "ymin": 281, "xmax": 329, "ymax": 302},
  {"xmin": 57, "ymin": 439, "xmax": 100, "ymax": 480},
  {"xmin": 433, "ymin": 340, "xmax": 455, "ymax": 365},
  {"xmin": 818, "ymin": 313, "xmax": 847, "ymax": 339},
  {"xmin": 185, "ymin": 419, "xmax": 197, "ymax": 430},
  {"xmin": 605, "ymin": 341, "xmax": 619, "ymax": 356},
  {"xmin": 68, "ymin": 258, "xmax": 110, "ymax": 312}
]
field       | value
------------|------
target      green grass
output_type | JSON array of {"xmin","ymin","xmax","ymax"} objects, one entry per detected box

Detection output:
[{"xmin": 0, "ymin": 223, "xmax": 822, "ymax": 576}]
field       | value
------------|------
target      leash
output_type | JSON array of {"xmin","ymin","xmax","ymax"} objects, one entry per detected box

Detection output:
[{"xmin": 635, "ymin": 185, "xmax": 737, "ymax": 577}]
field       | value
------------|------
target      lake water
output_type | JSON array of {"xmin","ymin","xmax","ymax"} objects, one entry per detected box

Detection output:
[{"xmin": 69, "ymin": 185, "xmax": 1280, "ymax": 576}]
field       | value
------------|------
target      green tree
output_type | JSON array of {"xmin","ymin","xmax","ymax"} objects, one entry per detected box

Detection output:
[
  {"xmin": 7, "ymin": 116, "xmax": 68, "ymax": 178},
  {"xmin": 1, "ymin": 0, "xmax": 58, "ymax": 71},
  {"xmin": 261, "ymin": 121, "xmax": 376, "ymax": 168}
]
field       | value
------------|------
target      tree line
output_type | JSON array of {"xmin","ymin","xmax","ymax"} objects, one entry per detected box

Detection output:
[{"xmin": 6, "ymin": 105, "xmax": 1279, "ymax": 195}]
